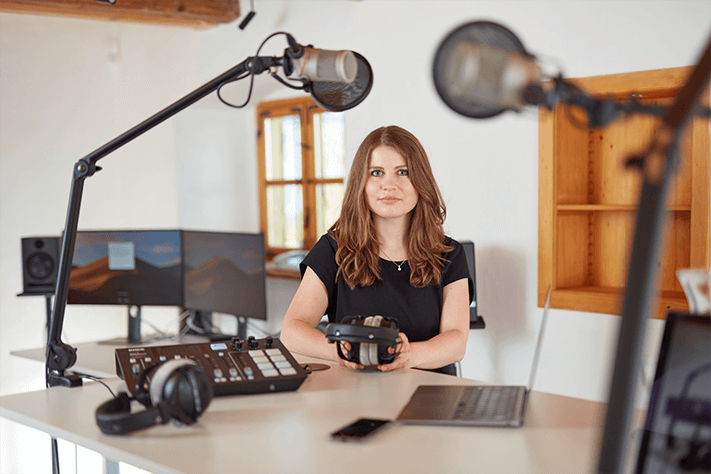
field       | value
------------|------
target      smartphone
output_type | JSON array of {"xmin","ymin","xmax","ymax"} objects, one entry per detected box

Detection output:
[{"xmin": 329, "ymin": 418, "xmax": 391, "ymax": 442}]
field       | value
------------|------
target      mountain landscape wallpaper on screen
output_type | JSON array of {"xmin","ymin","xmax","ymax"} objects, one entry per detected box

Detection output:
[
  {"xmin": 66, "ymin": 230, "xmax": 266, "ymax": 318},
  {"xmin": 182, "ymin": 231, "xmax": 266, "ymax": 320},
  {"xmin": 67, "ymin": 231, "xmax": 183, "ymax": 306},
  {"xmin": 68, "ymin": 255, "xmax": 183, "ymax": 305}
]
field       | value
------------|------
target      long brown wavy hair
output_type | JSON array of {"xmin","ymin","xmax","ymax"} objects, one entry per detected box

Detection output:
[{"xmin": 328, "ymin": 125, "xmax": 452, "ymax": 289}]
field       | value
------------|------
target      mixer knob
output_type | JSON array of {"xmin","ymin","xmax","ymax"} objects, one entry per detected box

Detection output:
[
  {"xmin": 265, "ymin": 336, "xmax": 274, "ymax": 347},
  {"xmin": 231, "ymin": 337, "xmax": 243, "ymax": 351},
  {"xmin": 248, "ymin": 336, "xmax": 259, "ymax": 350}
]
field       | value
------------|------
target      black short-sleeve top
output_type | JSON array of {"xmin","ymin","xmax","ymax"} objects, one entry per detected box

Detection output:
[{"xmin": 300, "ymin": 234, "xmax": 473, "ymax": 345}]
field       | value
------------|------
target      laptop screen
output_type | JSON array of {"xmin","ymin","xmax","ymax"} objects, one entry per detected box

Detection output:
[
  {"xmin": 635, "ymin": 312, "xmax": 711, "ymax": 473},
  {"xmin": 527, "ymin": 286, "xmax": 551, "ymax": 392}
]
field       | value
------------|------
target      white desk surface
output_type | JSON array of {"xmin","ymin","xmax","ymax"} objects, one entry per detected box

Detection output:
[
  {"xmin": 0, "ymin": 350, "xmax": 606, "ymax": 474},
  {"xmin": 11, "ymin": 335, "xmax": 211, "ymax": 379}
]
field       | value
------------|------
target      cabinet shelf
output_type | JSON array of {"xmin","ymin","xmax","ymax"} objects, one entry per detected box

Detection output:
[
  {"xmin": 539, "ymin": 66, "xmax": 710, "ymax": 319},
  {"xmin": 557, "ymin": 204, "xmax": 691, "ymax": 212},
  {"xmin": 549, "ymin": 286, "xmax": 688, "ymax": 316}
]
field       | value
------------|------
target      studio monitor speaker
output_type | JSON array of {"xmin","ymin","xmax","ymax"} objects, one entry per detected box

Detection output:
[{"xmin": 21, "ymin": 236, "xmax": 60, "ymax": 294}]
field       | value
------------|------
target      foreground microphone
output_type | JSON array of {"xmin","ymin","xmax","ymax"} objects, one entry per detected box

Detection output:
[{"xmin": 433, "ymin": 21, "xmax": 542, "ymax": 119}]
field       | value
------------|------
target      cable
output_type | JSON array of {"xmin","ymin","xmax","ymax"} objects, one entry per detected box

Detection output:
[
  {"xmin": 217, "ymin": 31, "xmax": 300, "ymax": 109},
  {"xmin": 81, "ymin": 375, "xmax": 118, "ymax": 399},
  {"xmin": 270, "ymin": 72, "xmax": 307, "ymax": 91}
]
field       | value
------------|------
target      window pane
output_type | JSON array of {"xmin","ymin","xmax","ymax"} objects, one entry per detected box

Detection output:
[
  {"xmin": 266, "ymin": 184, "xmax": 304, "ymax": 249},
  {"xmin": 264, "ymin": 116, "xmax": 302, "ymax": 181},
  {"xmin": 315, "ymin": 183, "xmax": 344, "ymax": 237},
  {"xmin": 313, "ymin": 112, "xmax": 345, "ymax": 179}
]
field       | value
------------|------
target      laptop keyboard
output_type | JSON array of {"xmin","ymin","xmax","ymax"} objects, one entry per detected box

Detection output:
[{"xmin": 453, "ymin": 386, "xmax": 522, "ymax": 422}]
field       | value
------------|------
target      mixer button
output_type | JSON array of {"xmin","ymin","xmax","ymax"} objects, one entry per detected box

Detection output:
[{"xmin": 262, "ymin": 368, "xmax": 279, "ymax": 377}]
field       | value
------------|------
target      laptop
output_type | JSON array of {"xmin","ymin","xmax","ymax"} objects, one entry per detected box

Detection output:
[{"xmin": 396, "ymin": 286, "xmax": 552, "ymax": 427}]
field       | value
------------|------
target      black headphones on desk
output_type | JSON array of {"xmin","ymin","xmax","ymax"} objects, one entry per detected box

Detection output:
[
  {"xmin": 95, "ymin": 358, "xmax": 213, "ymax": 435},
  {"xmin": 325, "ymin": 315, "xmax": 401, "ymax": 367}
]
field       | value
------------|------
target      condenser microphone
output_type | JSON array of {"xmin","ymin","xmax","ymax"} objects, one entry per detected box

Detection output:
[
  {"xmin": 286, "ymin": 47, "xmax": 358, "ymax": 84},
  {"xmin": 282, "ymin": 34, "xmax": 373, "ymax": 112},
  {"xmin": 438, "ymin": 42, "xmax": 542, "ymax": 112},
  {"xmin": 433, "ymin": 21, "xmax": 542, "ymax": 119}
]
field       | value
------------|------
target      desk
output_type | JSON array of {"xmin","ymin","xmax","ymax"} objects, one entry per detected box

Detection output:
[
  {"xmin": 11, "ymin": 336, "xmax": 211, "ymax": 379},
  {"xmin": 0, "ymin": 353, "xmax": 605, "ymax": 474}
]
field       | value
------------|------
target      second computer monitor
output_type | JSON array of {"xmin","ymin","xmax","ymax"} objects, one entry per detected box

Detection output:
[{"xmin": 182, "ymin": 231, "xmax": 267, "ymax": 321}]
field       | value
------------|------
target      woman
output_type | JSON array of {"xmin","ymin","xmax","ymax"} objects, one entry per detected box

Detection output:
[{"xmin": 280, "ymin": 125, "xmax": 471, "ymax": 375}]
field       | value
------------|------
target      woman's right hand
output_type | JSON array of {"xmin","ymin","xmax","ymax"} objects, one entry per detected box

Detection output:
[{"xmin": 334, "ymin": 341, "xmax": 364, "ymax": 370}]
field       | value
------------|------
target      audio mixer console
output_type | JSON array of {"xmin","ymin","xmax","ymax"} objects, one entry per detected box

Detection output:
[{"xmin": 115, "ymin": 336, "xmax": 309, "ymax": 396}]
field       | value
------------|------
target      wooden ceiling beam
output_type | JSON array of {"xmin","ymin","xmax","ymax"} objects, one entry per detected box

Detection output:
[{"xmin": 0, "ymin": 0, "xmax": 241, "ymax": 28}]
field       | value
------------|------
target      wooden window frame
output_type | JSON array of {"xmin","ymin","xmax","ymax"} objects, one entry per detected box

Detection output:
[{"xmin": 256, "ymin": 96, "xmax": 344, "ymax": 263}]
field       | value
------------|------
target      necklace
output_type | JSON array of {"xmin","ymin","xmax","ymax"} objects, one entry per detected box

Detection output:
[{"xmin": 380, "ymin": 248, "xmax": 406, "ymax": 272}]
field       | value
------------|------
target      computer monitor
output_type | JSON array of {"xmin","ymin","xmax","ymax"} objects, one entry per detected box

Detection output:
[
  {"xmin": 68, "ymin": 230, "xmax": 183, "ymax": 306},
  {"xmin": 635, "ymin": 312, "xmax": 711, "ymax": 473},
  {"xmin": 182, "ymin": 231, "xmax": 267, "ymax": 321},
  {"xmin": 68, "ymin": 229, "xmax": 267, "ymax": 343}
]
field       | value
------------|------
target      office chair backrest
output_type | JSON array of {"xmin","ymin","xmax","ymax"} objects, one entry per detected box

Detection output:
[{"xmin": 460, "ymin": 241, "xmax": 479, "ymax": 323}]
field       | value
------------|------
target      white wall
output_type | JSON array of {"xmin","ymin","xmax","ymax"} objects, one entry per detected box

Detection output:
[{"xmin": 2, "ymin": 1, "xmax": 710, "ymax": 472}]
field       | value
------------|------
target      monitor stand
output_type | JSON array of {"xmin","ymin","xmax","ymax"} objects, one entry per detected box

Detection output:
[
  {"xmin": 98, "ymin": 305, "xmax": 149, "ymax": 346},
  {"xmin": 183, "ymin": 311, "xmax": 247, "ymax": 342}
]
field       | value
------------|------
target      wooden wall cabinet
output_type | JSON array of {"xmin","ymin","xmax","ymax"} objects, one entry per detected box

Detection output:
[{"xmin": 538, "ymin": 67, "xmax": 710, "ymax": 319}]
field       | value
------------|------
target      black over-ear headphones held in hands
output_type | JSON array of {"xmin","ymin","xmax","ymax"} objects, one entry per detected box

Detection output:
[
  {"xmin": 95, "ymin": 358, "xmax": 213, "ymax": 435},
  {"xmin": 325, "ymin": 315, "xmax": 401, "ymax": 367}
]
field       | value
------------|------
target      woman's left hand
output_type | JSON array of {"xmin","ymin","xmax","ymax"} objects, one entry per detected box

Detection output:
[{"xmin": 378, "ymin": 332, "xmax": 413, "ymax": 372}]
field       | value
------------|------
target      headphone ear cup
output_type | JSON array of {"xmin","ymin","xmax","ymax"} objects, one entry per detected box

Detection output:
[
  {"xmin": 149, "ymin": 359, "xmax": 193, "ymax": 407},
  {"xmin": 174, "ymin": 362, "xmax": 213, "ymax": 422},
  {"xmin": 149, "ymin": 359, "xmax": 213, "ymax": 425}
]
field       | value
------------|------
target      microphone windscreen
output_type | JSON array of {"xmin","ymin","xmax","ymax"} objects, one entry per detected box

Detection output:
[
  {"xmin": 309, "ymin": 52, "xmax": 373, "ymax": 112},
  {"xmin": 433, "ymin": 21, "xmax": 533, "ymax": 119}
]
